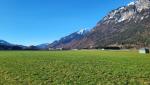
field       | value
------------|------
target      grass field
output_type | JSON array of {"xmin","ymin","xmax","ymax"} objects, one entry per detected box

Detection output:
[{"xmin": 0, "ymin": 50, "xmax": 150, "ymax": 85}]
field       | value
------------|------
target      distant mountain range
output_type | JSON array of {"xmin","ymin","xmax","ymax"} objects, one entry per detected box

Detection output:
[
  {"xmin": 1, "ymin": 0, "xmax": 150, "ymax": 50},
  {"xmin": 0, "ymin": 39, "xmax": 51, "ymax": 50},
  {"xmin": 0, "ymin": 40, "xmax": 13, "ymax": 46},
  {"xmin": 0, "ymin": 40, "xmax": 26, "ymax": 50}
]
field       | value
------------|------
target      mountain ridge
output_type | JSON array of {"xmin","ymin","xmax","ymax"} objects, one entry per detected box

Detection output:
[
  {"xmin": 49, "ymin": 29, "xmax": 89, "ymax": 49},
  {"xmin": 49, "ymin": 0, "xmax": 150, "ymax": 49}
]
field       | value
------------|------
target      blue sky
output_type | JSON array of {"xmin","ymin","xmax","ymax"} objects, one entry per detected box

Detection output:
[{"xmin": 0, "ymin": 0, "xmax": 133, "ymax": 46}]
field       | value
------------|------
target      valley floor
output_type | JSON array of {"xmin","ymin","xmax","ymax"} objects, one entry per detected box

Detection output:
[{"xmin": 0, "ymin": 50, "xmax": 150, "ymax": 85}]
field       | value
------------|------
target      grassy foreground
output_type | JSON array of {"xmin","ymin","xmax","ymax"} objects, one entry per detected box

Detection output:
[{"xmin": 0, "ymin": 50, "xmax": 150, "ymax": 85}]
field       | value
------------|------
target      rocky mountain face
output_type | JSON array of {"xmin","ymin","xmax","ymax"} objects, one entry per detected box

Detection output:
[{"xmin": 50, "ymin": 0, "xmax": 150, "ymax": 49}]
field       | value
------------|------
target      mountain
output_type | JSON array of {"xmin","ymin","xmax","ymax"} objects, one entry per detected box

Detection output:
[
  {"xmin": 1, "ymin": 0, "xmax": 149, "ymax": 50},
  {"xmin": 0, "ymin": 40, "xmax": 27, "ymax": 50},
  {"xmin": 49, "ymin": 29, "xmax": 89, "ymax": 49},
  {"xmin": 0, "ymin": 40, "xmax": 13, "ymax": 50},
  {"xmin": 0, "ymin": 39, "xmax": 49, "ymax": 50},
  {"xmin": 0, "ymin": 40, "xmax": 13, "ymax": 46},
  {"xmin": 83, "ymin": 0, "xmax": 150, "ymax": 48},
  {"xmin": 36, "ymin": 43, "xmax": 50, "ymax": 50},
  {"xmin": 50, "ymin": 0, "xmax": 150, "ymax": 49}
]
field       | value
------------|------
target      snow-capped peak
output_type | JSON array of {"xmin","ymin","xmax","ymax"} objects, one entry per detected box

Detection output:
[
  {"xmin": 127, "ymin": 1, "xmax": 135, "ymax": 6},
  {"xmin": 77, "ymin": 29, "xmax": 87, "ymax": 34},
  {"xmin": 102, "ymin": 0, "xmax": 150, "ymax": 24}
]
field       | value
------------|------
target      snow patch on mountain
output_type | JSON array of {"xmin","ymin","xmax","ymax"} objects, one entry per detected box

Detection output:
[
  {"xmin": 128, "ymin": 1, "xmax": 135, "ymax": 6},
  {"xmin": 77, "ymin": 29, "xmax": 88, "ymax": 35}
]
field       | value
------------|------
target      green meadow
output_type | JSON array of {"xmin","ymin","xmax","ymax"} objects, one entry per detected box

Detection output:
[{"xmin": 0, "ymin": 50, "xmax": 150, "ymax": 85}]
